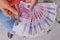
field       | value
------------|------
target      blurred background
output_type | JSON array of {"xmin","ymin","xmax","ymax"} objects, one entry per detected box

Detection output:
[{"xmin": 0, "ymin": 0, "xmax": 60, "ymax": 40}]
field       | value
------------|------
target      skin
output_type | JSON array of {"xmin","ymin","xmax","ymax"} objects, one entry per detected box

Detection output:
[
  {"xmin": 0, "ymin": 0, "xmax": 18, "ymax": 17},
  {"xmin": 30, "ymin": 0, "xmax": 38, "ymax": 11},
  {"xmin": 0, "ymin": 0, "xmax": 38, "ymax": 17},
  {"xmin": 25, "ymin": 0, "xmax": 38, "ymax": 11}
]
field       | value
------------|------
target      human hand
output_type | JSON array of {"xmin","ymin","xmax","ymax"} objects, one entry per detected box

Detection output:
[{"xmin": 0, "ymin": 0, "xmax": 18, "ymax": 17}]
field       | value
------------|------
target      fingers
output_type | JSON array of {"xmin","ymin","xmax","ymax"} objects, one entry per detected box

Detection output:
[
  {"xmin": 5, "ymin": 4, "xmax": 18, "ymax": 15},
  {"xmin": 3, "ymin": 2, "xmax": 18, "ymax": 16},
  {"xmin": 1, "ymin": 9, "xmax": 11, "ymax": 17},
  {"xmin": 4, "ymin": 6, "xmax": 18, "ymax": 15},
  {"xmin": 0, "ymin": 0, "xmax": 18, "ymax": 16}
]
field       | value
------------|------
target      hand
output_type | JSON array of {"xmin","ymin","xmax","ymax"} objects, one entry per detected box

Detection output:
[
  {"xmin": 0, "ymin": 0, "xmax": 18, "ymax": 17},
  {"xmin": 29, "ymin": 8, "xmax": 33, "ymax": 12}
]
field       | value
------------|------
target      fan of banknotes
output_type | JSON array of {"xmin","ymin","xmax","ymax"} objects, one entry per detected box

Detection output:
[{"xmin": 13, "ymin": 2, "xmax": 57, "ymax": 38}]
